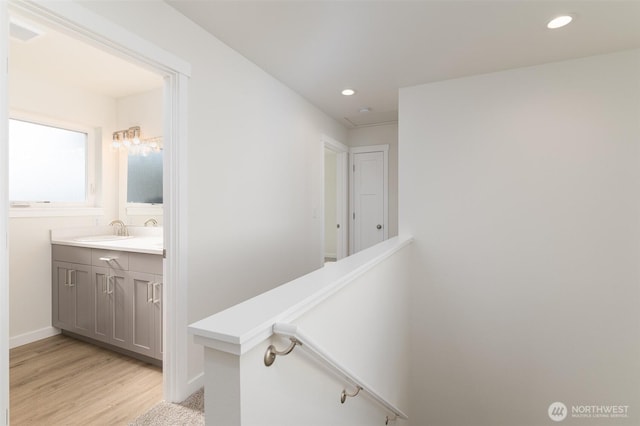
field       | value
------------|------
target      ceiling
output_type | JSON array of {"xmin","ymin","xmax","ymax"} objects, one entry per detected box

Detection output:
[
  {"xmin": 166, "ymin": 0, "xmax": 640, "ymax": 128},
  {"xmin": 9, "ymin": 16, "xmax": 163, "ymax": 99}
]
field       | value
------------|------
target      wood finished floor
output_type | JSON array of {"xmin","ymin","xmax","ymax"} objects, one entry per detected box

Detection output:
[{"xmin": 10, "ymin": 334, "xmax": 162, "ymax": 425}]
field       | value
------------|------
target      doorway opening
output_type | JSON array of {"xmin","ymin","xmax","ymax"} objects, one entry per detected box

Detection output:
[
  {"xmin": 1, "ymin": 1, "xmax": 190, "ymax": 422},
  {"xmin": 322, "ymin": 135, "xmax": 348, "ymax": 263},
  {"xmin": 7, "ymin": 11, "xmax": 165, "ymax": 422}
]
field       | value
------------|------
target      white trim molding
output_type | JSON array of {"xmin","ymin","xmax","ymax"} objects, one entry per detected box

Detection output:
[
  {"xmin": 322, "ymin": 134, "xmax": 348, "ymax": 153},
  {"xmin": 0, "ymin": 2, "xmax": 10, "ymax": 423},
  {"xmin": 9, "ymin": 0, "xmax": 191, "ymax": 77},
  {"xmin": 163, "ymin": 72, "xmax": 191, "ymax": 402},
  {"xmin": 10, "ymin": 207, "xmax": 105, "ymax": 218},
  {"xmin": 10, "ymin": 327, "xmax": 60, "ymax": 349},
  {"xmin": 125, "ymin": 205, "xmax": 164, "ymax": 217}
]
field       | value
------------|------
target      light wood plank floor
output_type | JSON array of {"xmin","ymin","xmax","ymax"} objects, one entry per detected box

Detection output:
[{"xmin": 10, "ymin": 334, "xmax": 162, "ymax": 425}]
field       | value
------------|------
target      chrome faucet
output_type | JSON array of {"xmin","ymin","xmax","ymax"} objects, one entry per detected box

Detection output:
[
  {"xmin": 109, "ymin": 219, "xmax": 129, "ymax": 236},
  {"xmin": 144, "ymin": 218, "xmax": 158, "ymax": 227}
]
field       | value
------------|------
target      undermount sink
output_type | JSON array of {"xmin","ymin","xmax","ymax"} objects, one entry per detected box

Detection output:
[{"xmin": 74, "ymin": 235, "xmax": 134, "ymax": 242}]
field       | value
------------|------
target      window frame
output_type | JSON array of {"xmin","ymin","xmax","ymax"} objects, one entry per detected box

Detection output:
[{"xmin": 8, "ymin": 111, "xmax": 101, "ymax": 217}]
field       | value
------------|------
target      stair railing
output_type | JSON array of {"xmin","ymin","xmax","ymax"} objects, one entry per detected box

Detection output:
[{"xmin": 264, "ymin": 322, "xmax": 408, "ymax": 424}]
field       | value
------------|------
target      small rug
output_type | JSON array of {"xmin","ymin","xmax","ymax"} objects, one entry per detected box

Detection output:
[{"xmin": 129, "ymin": 388, "xmax": 204, "ymax": 425}]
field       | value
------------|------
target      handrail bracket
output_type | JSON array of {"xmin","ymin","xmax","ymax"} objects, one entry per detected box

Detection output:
[
  {"xmin": 340, "ymin": 385, "xmax": 362, "ymax": 404},
  {"xmin": 264, "ymin": 337, "xmax": 301, "ymax": 366}
]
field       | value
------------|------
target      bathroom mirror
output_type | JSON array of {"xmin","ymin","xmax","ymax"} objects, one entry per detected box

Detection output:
[{"xmin": 127, "ymin": 151, "xmax": 163, "ymax": 204}]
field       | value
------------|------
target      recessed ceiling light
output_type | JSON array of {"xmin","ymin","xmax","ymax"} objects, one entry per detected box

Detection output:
[
  {"xmin": 359, "ymin": 107, "xmax": 371, "ymax": 113},
  {"xmin": 341, "ymin": 89, "xmax": 356, "ymax": 96},
  {"xmin": 547, "ymin": 15, "xmax": 573, "ymax": 29}
]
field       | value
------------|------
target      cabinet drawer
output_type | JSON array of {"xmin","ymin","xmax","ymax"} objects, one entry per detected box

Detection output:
[
  {"xmin": 129, "ymin": 252, "xmax": 163, "ymax": 275},
  {"xmin": 52, "ymin": 245, "xmax": 91, "ymax": 264},
  {"xmin": 92, "ymin": 249, "xmax": 129, "ymax": 270}
]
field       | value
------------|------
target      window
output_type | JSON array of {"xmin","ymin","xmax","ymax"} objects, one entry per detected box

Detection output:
[{"xmin": 9, "ymin": 117, "xmax": 95, "ymax": 206}]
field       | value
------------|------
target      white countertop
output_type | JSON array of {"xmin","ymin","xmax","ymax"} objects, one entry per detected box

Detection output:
[{"xmin": 51, "ymin": 226, "xmax": 163, "ymax": 255}]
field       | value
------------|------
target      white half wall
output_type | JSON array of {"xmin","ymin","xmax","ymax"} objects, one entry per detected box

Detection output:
[
  {"xmin": 79, "ymin": 0, "xmax": 347, "ymax": 391},
  {"xmin": 399, "ymin": 49, "xmax": 640, "ymax": 426},
  {"xmin": 196, "ymin": 238, "xmax": 412, "ymax": 425},
  {"xmin": 240, "ymin": 245, "xmax": 411, "ymax": 425},
  {"xmin": 347, "ymin": 124, "xmax": 398, "ymax": 238}
]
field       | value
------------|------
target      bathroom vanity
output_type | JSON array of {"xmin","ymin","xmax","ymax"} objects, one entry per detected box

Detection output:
[{"xmin": 50, "ymin": 227, "xmax": 163, "ymax": 364}]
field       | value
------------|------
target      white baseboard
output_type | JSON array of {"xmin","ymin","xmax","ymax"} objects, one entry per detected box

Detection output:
[
  {"xmin": 183, "ymin": 372, "xmax": 204, "ymax": 401},
  {"xmin": 10, "ymin": 326, "xmax": 60, "ymax": 349}
]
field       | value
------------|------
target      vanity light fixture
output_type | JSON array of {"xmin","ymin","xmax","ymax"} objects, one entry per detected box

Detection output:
[
  {"xmin": 547, "ymin": 15, "xmax": 573, "ymax": 29},
  {"xmin": 112, "ymin": 126, "xmax": 162, "ymax": 155},
  {"xmin": 341, "ymin": 88, "xmax": 356, "ymax": 96}
]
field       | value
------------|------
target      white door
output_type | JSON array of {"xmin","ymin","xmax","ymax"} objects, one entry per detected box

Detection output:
[{"xmin": 351, "ymin": 150, "xmax": 387, "ymax": 253}]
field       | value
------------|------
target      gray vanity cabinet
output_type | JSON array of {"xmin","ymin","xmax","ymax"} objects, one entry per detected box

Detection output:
[
  {"xmin": 52, "ymin": 244, "xmax": 163, "ymax": 362},
  {"xmin": 131, "ymin": 271, "xmax": 162, "ymax": 359},
  {"xmin": 52, "ymin": 261, "xmax": 92, "ymax": 337},
  {"xmin": 91, "ymin": 266, "xmax": 131, "ymax": 351},
  {"xmin": 129, "ymin": 252, "xmax": 163, "ymax": 360}
]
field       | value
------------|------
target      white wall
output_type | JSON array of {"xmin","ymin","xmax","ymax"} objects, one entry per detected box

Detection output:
[
  {"xmin": 324, "ymin": 149, "xmax": 337, "ymax": 258},
  {"xmin": 8, "ymin": 68, "xmax": 119, "ymax": 344},
  {"xmin": 399, "ymin": 50, "xmax": 640, "ymax": 426},
  {"xmin": 347, "ymin": 124, "xmax": 398, "ymax": 238},
  {"xmin": 79, "ymin": 1, "xmax": 348, "ymax": 388}
]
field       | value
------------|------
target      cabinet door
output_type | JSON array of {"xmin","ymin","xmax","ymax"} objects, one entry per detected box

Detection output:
[
  {"xmin": 109, "ymin": 270, "xmax": 131, "ymax": 350},
  {"xmin": 153, "ymin": 277, "xmax": 163, "ymax": 360},
  {"xmin": 92, "ymin": 267, "xmax": 110, "ymax": 343},
  {"xmin": 52, "ymin": 262, "xmax": 75, "ymax": 330},
  {"xmin": 130, "ymin": 272, "xmax": 156, "ymax": 358},
  {"xmin": 70, "ymin": 264, "xmax": 93, "ymax": 337},
  {"xmin": 52, "ymin": 261, "xmax": 92, "ymax": 336}
]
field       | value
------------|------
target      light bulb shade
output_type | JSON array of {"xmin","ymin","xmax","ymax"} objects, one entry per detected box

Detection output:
[
  {"xmin": 128, "ymin": 127, "xmax": 141, "ymax": 145},
  {"xmin": 112, "ymin": 132, "xmax": 121, "ymax": 148}
]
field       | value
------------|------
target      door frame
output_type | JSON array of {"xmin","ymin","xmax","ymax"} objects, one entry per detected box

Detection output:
[
  {"xmin": 321, "ymin": 135, "xmax": 348, "ymax": 261},
  {"xmin": 1, "ymin": 2, "xmax": 9, "ymax": 423},
  {"xmin": 0, "ymin": 0, "xmax": 192, "ymax": 410},
  {"xmin": 349, "ymin": 144, "xmax": 389, "ymax": 255}
]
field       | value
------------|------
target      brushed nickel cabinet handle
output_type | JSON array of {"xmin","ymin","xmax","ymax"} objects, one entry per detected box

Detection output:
[{"xmin": 153, "ymin": 282, "xmax": 161, "ymax": 304}]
